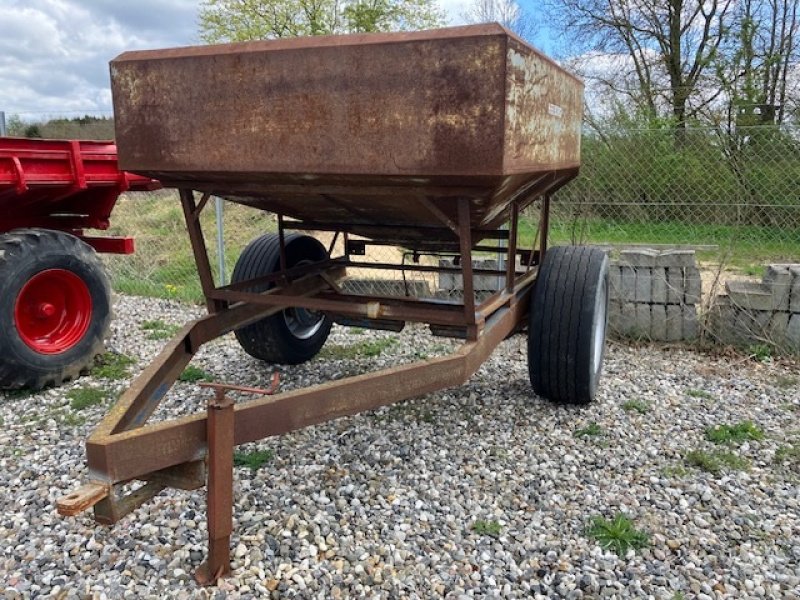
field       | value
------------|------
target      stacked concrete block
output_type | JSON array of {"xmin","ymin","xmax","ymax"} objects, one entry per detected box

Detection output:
[
  {"xmin": 608, "ymin": 249, "xmax": 701, "ymax": 342},
  {"xmin": 438, "ymin": 258, "xmax": 515, "ymax": 292},
  {"xmin": 710, "ymin": 264, "xmax": 800, "ymax": 353}
]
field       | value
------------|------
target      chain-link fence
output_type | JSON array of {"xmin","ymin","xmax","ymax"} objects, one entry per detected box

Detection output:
[{"xmin": 102, "ymin": 125, "xmax": 800, "ymax": 348}]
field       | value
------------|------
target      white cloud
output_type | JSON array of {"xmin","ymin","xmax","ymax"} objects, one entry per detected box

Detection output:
[{"xmin": 0, "ymin": 0, "xmax": 468, "ymax": 120}]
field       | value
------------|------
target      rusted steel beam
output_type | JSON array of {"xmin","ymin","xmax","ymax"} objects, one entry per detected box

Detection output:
[
  {"xmin": 94, "ymin": 481, "xmax": 166, "ymax": 525},
  {"xmin": 195, "ymin": 391, "xmax": 235, "ymax": 586},
  {"xmin": 458, "ymin": 198, "xmax": 476, "ymax": 326},
  {"xmin": 83, "ymin": 292, "xmax": 529, "ymax": 486},
  {"xmin": 180, "ymin": 189, "xmax": 221, "ymax": 313},
  {"xmin": 90, "ymin": 269, "xmax": 344, "ymax": 440},
  {"xmin": 207, "ymin": 289, "xmax": 469, "ymax": 327},
  {"xmin": 282, "ymin": 220, "xmax": 510, "ymax": 240},
  {"xmin": 506, "ymin": 201, "xmax": 519, "ymax": 293},
  {"xmin": 540, "ymin": 194, "xmax": 551, "ymax": 258}
]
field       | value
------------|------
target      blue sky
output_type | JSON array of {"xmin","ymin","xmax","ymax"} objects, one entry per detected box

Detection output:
[{"xmin": 0, "ymin": 0, "xmax": 562, "ymax": 121}]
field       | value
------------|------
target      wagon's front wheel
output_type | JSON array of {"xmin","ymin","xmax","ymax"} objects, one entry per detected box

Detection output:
[
  {"xmin": 0, "ymin": 229, "xmax": 111, "ymax": 389},
  {"xmin": 231, "ymin": 233, "xmax": 331, "ymax": 364},
  {"xmin": 527, "ymin": 246, "xmax": 609, "ymax": 405}
]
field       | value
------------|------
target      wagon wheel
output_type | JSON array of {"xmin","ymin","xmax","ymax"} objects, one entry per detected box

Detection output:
[
  {"xmin": 527, "ymin": 245, "xmax": 609, "ymax": 404},
  {"xmin": 0, "ymin": 229, "xmax": 111, "ymax": 390},
  {"xmin": 231, "ymin": 233, "xmax": 332, "ymax": 364}
]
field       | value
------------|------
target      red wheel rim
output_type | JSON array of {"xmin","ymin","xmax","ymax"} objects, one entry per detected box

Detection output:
[{"xmin": 14, "ymin": 269, "xmax": 93, "ymax": 354}]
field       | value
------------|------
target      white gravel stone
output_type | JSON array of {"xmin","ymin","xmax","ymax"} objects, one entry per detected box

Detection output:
[{"xmin": 0, "ymin": 293, "xmax": 798, "ymax": 598}]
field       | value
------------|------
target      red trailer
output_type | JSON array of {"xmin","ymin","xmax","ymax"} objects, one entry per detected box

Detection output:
[{"xmin": 0, "ymin": 137, "xmax": 159, "ymax": 389}]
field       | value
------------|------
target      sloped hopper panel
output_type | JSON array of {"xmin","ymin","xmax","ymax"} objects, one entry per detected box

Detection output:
[{"xmin": 111, "ymin": 24, "xmax": 583, "ymax": 248}]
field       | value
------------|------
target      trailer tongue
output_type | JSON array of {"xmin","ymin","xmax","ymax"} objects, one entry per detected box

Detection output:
[{"xmin": 58, "ymin": 24, "xmax": 608, "ymax": 585}]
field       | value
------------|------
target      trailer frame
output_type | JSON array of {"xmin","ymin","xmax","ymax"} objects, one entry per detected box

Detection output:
[{"xmin": 57, "ymin": 180, "xmax": 568, "ymax": 583}]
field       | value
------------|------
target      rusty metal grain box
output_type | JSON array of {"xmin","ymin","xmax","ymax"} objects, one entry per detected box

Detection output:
[{"xmin": 111, "ymin": 24, "xmax": 583, "ymax": 246}]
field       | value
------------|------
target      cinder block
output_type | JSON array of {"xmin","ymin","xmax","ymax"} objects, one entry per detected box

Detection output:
[
  {"xmin": 438, "ymin": 258, "xmax": 501, "ymax": 292},
  {"xmin": 666, "ymin": 268, "xmax": 684, "ymax": 305},
  {"xmin": 684, "ymin": 267, "xmax": 702, "ymax": 305},
  {"xmin": 650, "ymin": 304, "xmax": 667, "ymax": 340},
  {"xmin": 621, "ymin": 265, "xmax": 636, "ymax": 302},
  {"xmin": 682, "ymin": 305, "xmax": 699, "ymax": 340},
  {"xmin": 787, "ymin": 314, "xmax": 800, "ymax": 350},
  {"xmin": 656, "ymin": 250, "xmax": 696, "ymax": 268},
  {"xmin": 764, "ymin": 265, "xmax": 792, "ymax": 311},
  {"xmin": 734, "ymin": 308, "xmax": 771, "ymax": 342},
  {"xmin": 608, "ymin": 265, "xmax": 623, "ymax": 301},
  {"xmin": 790, "ymin": 266, "xmax": 800, "ymax": 313},
  {"xmin": 665, "ymin": 304, "xmax": 683, "ymax": 342},
  {"xmin": 621, "ymin": 302, "xmax": 636, "ymax": 336},
  {"xmin": 620, "ymin": 249, "xmax": 658, "ymax": 267},
  {"xmin": 635, "ymin": 267, "xmax": 652, "ymax": 303},
  {"xmin": 634, "ymin": 304, "xmax": 651, "ymax": 339},
  {"xmin": 768, "ymin": 312, "xmax": 790, "ymax": 344},
  {"xmin": 608, "ymin": 300, "xmax": 623, "ymax": 336},
  {"xmin": 652, "ymin": 267, "xmax": 667, "ymax": 304},
  {"xmin": 727, "ymin": 280, "xmax": 775, "ymax": 311},
  {"xmin": 708, "ymin": 297, "xmax": 743, "ymax": 346}
]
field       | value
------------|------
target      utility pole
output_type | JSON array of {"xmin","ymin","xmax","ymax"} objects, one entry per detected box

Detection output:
[{"xmin": 0, "ymin": 112, "xmax": 7, "ymax": 136}]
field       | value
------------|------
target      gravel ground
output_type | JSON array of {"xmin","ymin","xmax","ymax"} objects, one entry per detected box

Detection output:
[{"xmin": 1, "ymin": 294, "xmax": 799, "ymax": 599}]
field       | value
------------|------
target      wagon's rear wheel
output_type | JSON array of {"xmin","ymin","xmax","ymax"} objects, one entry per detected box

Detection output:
[
  {"xmin": 0, "ymin": 229, "xmax": 111, "ymax": 390},
  {"xmin": 232, "ymin": 233, "xmax": 331, "ymax": 364},
  {"xmin": 527, "ymin": 246, "xmax": 609, "ymax": 405}
]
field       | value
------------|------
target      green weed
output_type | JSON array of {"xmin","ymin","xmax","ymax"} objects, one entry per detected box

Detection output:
[
  {"xmin": 574, "ymin": 422, "xmax": 604, "ymax": 438},
  {"xmin": 621, "ymin": 399, "xmax": 650, "ymax": 414},
  {"xmin": 586, "ymin": 513, "xmax": 649, "ymax": 557},
  {"xmin": 661, "ymin": 465, "xmax": 689, "ymax": 478},
  {"xmin": 687, "ymin": 389, "xmax": 714, "ymax": 400},
  {"xmin": 233, "ymin": 449, "xmax": 275, "ymax": 471},
  {"xmin": 92, "ymin": 353, "xmax": 136, "ymax": 380},
  {"xmin": 774, "ymin": 443, "xmax": 800, "ymax": 467},
  {"xmin": 68, "ymin": 387, "xmax": 108, "ymax": 411},
  {"xmin": 748, "ymin": 344, "xmax": 773, "ymax": 362},
  {"xmin": 141, "ymin": 319, "xmax": 182, "ymax": 340},
  {"xmin": 685, "ymin": 449, "xmax": 749, "ymax": 474},
  {"xmin": 705, "ymin": 421, "xmax": 764, "ymax": 445},
  {"xmin": 179, "ymin": 366, "xmax": 213, "ymax": 383},
  {"xmin": 472, "ymin": 520, "xmax": 502, "ymax": 537},
  {"xmin": 775, "ymin": 375, "xmax": 798, "ymax": 390}
]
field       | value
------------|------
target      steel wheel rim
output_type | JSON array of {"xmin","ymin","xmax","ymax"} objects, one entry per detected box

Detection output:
[
  {"xmin": 282, "ymin": 259, "xmax": 325, "ymax": 340},
  {"xmin": 14, "ymin": 269, "xmax": 93, "ymax": 354},
  {"xmin": 591, "ymin": 275, "xmax": 608, "ymax": 376}
]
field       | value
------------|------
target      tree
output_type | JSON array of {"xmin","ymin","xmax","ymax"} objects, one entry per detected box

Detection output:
[
  {"xmin": 199, "ymin": 0, "xmax": 445, "ymax": 42},
  {"xmin": 549, "ymin": 0, "xmax": 734, "ymax": 139},
  {"xmin": 461, "ymin": 0, "xmax": 536, "ymax": 41}
]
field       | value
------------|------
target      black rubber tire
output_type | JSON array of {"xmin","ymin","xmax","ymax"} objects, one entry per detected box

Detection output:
[
  {"xmin": 232, "ymin": 233, "xmax": 332, "ymax": 364},
  {"xmin": 528, "ymin": 246, "xmax": 609, "ymax": 405},
  {"xmin": 0, "ymin": 228, "xmax": 111, "ymax": 390}
]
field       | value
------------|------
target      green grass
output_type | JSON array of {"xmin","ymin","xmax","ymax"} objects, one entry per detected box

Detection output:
[
  {"xmin": 661, "ymin": 465, "xmax": 689, "ymax": 478},
  {"xmin": 705, "ymin": 421, "xmax": 764, "ymax": 445},
  {"xmin": 774, "ymin": 442, "xmax": 800, "ymax": 467},
  {"xmin": 685, "ymin": 449, "xmax": 750, "ymax": 474},
  {"xmin": 318, "ymin": 337, "xmax": 398, "ymax": 360},
  {"xmin": 521, "ymin": 216, "xmax": 800, "ymax": 269},
  {"xmin": 141, "ymin": 319, "xmax": 182, "ymax": 340},
  {"xmin": 233, "ymin": 449, "xmax": 274, "ymax": 471},
  {"xmin": 742, "ymin": 264, "xmax": 765, "ymax": 277},
  {"xmin": 178, "ymin": 366, "xmax": 213, "ymax": 383},
  {"xmin": 472, "ymin": 520, "xmax": 502, "ymax": 537},
  {"xmin": 748, "ymin": 344, "xmax": 773, "ymax": 362},
  {"xmin": 574, "ymin": 422, "xmax": 605, "ymax": 438},
  {"xmin": 68, "ymin": 387, "xmax": 108, "ymax": 410},
  {"xmin": 586, "ymin": 514, "xmax": 649, "ymax": 557},
  {"xmin": 687, "ymin": 389, "xmax": 714, "ymax": 400},
  {"xmin": 621, "ymin": 399, "xmax": 650, "ymax": 414},
  {"xmin": 92, "ymin": 353, "xmax": 136, "ymax": 380}
]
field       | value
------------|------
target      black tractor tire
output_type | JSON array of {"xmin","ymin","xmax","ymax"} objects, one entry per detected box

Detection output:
[
  {"xmin": 528, "ymin": 245, "xmax": 609, "ymax": 405},
  {"xmin": 0, "ymin": 228, "xmax": 111, "ymax": 390},
  {"xmin": 232, "ymin": 233, "xmax": 331, "ymax": 364}
]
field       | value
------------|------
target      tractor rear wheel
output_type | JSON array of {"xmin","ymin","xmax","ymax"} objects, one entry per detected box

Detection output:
[
  {"xmin": 527, "ymin": 245, "xmax": 609, "ymax": 405},
  {"xmin": 0, "ymin": 229, "xmax": 111, "ymax": 389},
  {"xmin": 232, "ymin": 233, "xmax": 331, "ymax": 364}
]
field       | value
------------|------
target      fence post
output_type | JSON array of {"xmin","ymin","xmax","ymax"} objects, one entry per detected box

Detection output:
[
  {"xmin": 214, "ymin": 197, "xmax": 226, "ymax": 286},
  {"xmin": 0, "ymin": 112, "xmax": 7, "ymax": 136}
]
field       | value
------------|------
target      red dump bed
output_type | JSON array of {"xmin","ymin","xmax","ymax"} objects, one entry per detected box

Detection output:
[{"xmin": 0, "ymin": 137, "xmax": 160, "ymax": 238}]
